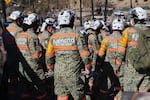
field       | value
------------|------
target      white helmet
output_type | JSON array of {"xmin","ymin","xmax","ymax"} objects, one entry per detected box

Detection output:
[
  {"xmin": 130, "ymin": 7, "xmax": 147, "ymax": 20},
  {"xmin": 57, "ymin": 10, "xmax": 75, "ymax": 26},
  {"xmin": 45, "ymin": 18, "xmax": 55, "ymax": 26},
  {"xmin": 9, "ymin": 11, "xmax": 22, "ymax": 20},
  {"xmin": 89, "ymin": 19, "xmax": 102, "ymax": 30},
  {"xmin": 112, "ymin": 18, "xmax": 124, "ymax": 31},
  {"xmin": 40, "ymin": 18, "xmax": 55, "ymax": 32},
  {"xmin": 23, "ymin": 13, "xmax": 40, "ymax": 25},
  {"xmin": 83, "ymin": 20, "xmax": 91, "ymax": 30}
]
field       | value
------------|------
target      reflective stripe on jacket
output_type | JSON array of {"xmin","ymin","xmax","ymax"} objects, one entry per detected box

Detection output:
[
  {"xmin": 16, "ymin": 29, "xmax": 41, "ymax": 59},
  {"xmin": 99, "ymin": 31, "xmax": 124, "ymax": 66},
  {"xmin": 46, "ymin": 27, "xmax": 91, "ymax": 70},
  {"xmin": 6, "ymin": 23, "xmax": 22, "ymax": 37}
]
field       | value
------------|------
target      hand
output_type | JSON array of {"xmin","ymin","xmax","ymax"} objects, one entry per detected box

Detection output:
[
  {"xmin": 84, "ymin": 68, "xmax": 91, "ymax": 75},
  {"xmin": 88, "ymin": 77, "xmax": 94, "ymax": 87},
  {"xmin": 81, "ymin": 68, "xmax": 91, "ymax": 78},
  {"xmin": 44, "ymin": 70, "xmax": 54, "ymax": 78}
]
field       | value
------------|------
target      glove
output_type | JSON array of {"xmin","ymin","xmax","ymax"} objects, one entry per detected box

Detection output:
[
  {"xmin": 81, "ymin": 68, "xmax": 97, "ymax": 79},
  {"xmin": 81, "ymin": 68, "xmax": 91, "ymax": 78},
  {"xmin": 44, "ymin": 70, "xmax": 54, "ymax": 78}
]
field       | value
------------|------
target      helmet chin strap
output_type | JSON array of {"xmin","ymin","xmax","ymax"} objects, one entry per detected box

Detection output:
[{"xmin": 130, "ymin": 19, "xmax": 135, "ymax": 26}]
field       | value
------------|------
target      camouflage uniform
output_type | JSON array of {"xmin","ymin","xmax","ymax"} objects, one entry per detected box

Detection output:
[
  {"xmin": 6, "ymin": 23, "xmax": 22, "ymax": 37},
  {"xmin": 16, "ymin": 29, "xmax": 47, "ymax": 99},
  {"xmin": 84, "ymin": 30, "xmax": 100, "ymax": 100},
  {"xmin": 97, "ymin": 30, "xmax": 109, "ymax": 42},
  {"xmin": 38, "ymin": 29, "xmax": 56, "ymax": 99},
  {"xmin": 38, "ymin": 31, "xmax": 50, "ymax": 71},
  {"xmin": 38, "ymin": 30, "xmax": 52, "ymax": 50},
  {"xmin": 119, "ymin": 24, "xmax": 150, "ymax": 92},
  {"xmin": 46, "ymin": 27, "xmax": 91, "ymax": 100},
  {"xmin": 86, "ymin": 30, "xmax": 109, "ymax": 100},
  {"xmin": 88, "ymin": 31, "xmax": 100, "ymax": 72},
  {"xmin": 98, "ymin": 31, "xmax": 123, "ymax": 99},
  {"xmin": 99, "ymin": 31, "xmax": 123, "ymax": 71}
]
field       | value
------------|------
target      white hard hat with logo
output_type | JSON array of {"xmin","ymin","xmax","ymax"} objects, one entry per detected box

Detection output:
[
  {"xmin": 9, "ymin": 11, "xmax": 22, "ymax": 20},
  {"xmin": 23, "ymin": 13, "xmax": 40, "ymax": 25},
  {"xmin": 57, "ymin": 10, "xmax": 75, "ymax": 26}
]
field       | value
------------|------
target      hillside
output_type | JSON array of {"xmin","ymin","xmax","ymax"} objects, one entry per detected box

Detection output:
[
  {"xmin": 3, "ymin": 0, "xmax": 150, "ymax": 15},
  {"xmin": 1, "ymin": 0, "xmax": 150, "ymax": 21}
]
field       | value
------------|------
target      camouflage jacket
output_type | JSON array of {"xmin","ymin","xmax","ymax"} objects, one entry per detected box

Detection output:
[
  {"xmin": 6, "ymin": 23, "xmax": 22, "ymax": 37},
  {"xmin": 16, "ymin": 29, "xmax": 44, "ymax": 80},
  {"xmin": 99, "ymin": 31, "xmax": 124, "ymax": 67},
  {"xmin": 88, "ymin": 32, "xmax": 100, "ymax": 70},
  {"xmin": 98, "ymin": 30, "xmax": 109, "ymax": 43},
  {"xmin": 46, "ymin": 27, "xmax": 91, "ymax": 73},
  {"xmin": 38, "ymin": 30, "xmax": 52, "ymax": 49},
  {"xmin": 119, "ymin": 24, "xmax": 147, "ymax": 62}
]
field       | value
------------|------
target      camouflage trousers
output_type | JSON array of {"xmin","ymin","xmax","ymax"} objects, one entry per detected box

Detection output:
[
  {"xmin": 54, "ymin": 71, "xmax": 84, "ymax": 100},
  {"xmin": 123, "ymin": 62, "xmax": 150, "ymax": 92}
]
